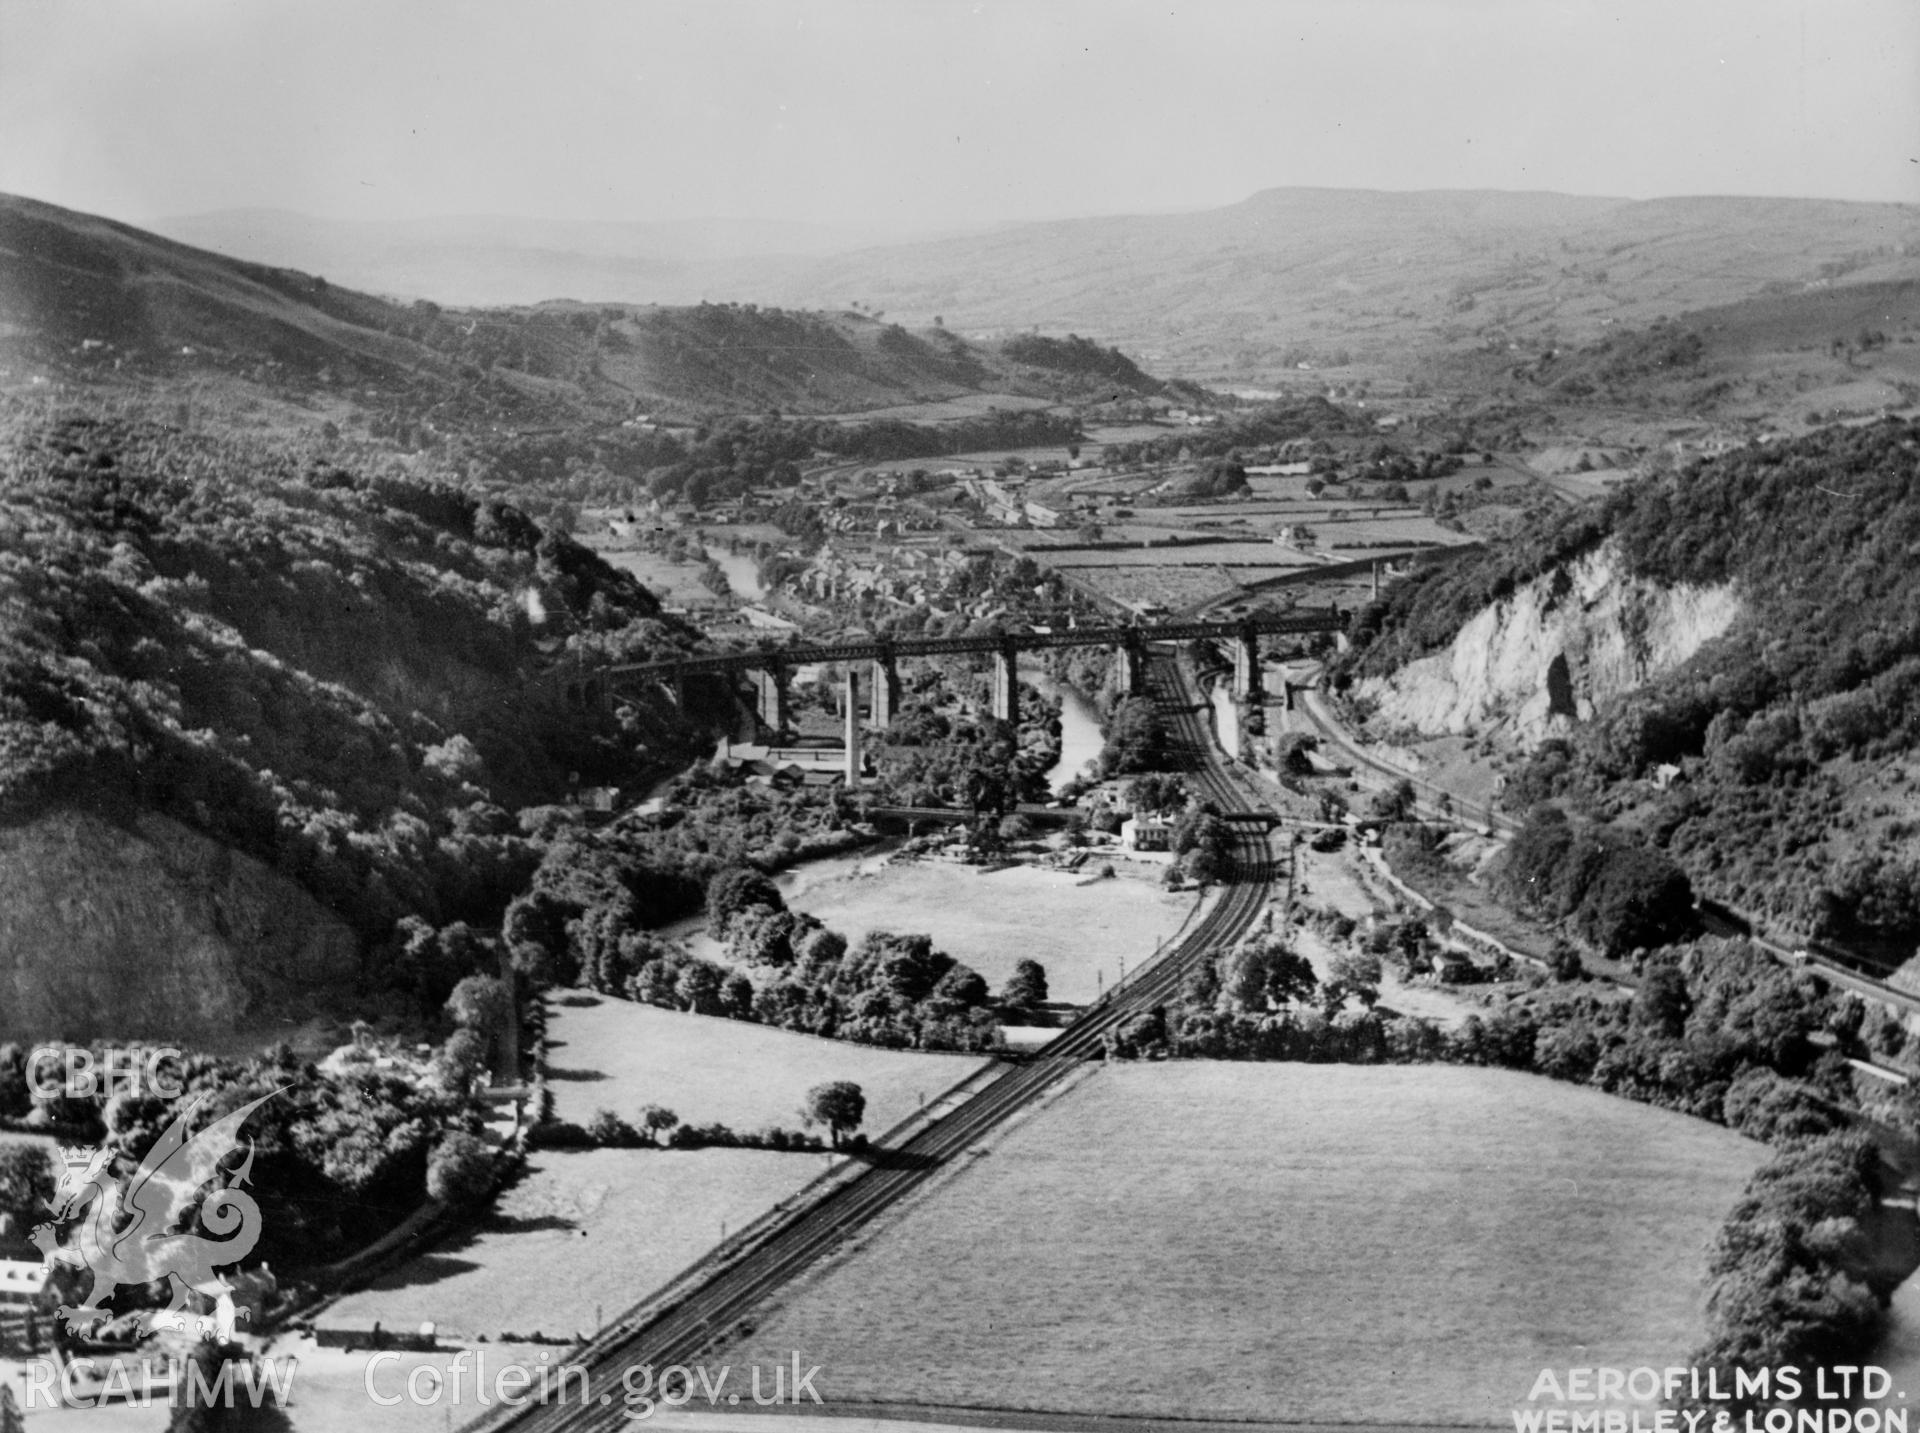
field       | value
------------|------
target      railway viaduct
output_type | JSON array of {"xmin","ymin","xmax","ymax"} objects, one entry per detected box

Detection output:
[{"xmin": 564, "ymin": 608, "xmax": 1350, "ymax": 741}]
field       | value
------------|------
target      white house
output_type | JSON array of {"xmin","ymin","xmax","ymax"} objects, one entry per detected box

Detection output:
[
  {"xmin": 1120, "ymin": 814, "xmax": 1175, "ymax": 852},
  {"xmin": 0, "ymin": 1258, "xmax": 53, "ymax": 1311}
]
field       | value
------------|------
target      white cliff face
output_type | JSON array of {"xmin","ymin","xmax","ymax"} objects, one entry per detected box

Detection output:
[{"xmin": 1356, "ymin": 540, "xmax": 1740, "ymax": 744}]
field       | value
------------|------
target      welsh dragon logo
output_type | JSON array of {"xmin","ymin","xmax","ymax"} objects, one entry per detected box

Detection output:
[{"xmin": 28, "ymin": 1090, "xmax": 279, "ymax": 1342}]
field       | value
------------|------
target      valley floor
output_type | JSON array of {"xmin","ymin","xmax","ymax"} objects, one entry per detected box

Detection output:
[
  {"xmin": 710, "ymin": 1062, "xmax": 1762, "ymax": 1427},
  {"xmin": 543, "ymin": 994, "xmax": 990, "ymax": 1137},
  {"xmin": 776, "ymin": 860, "xmax": 1206, "ymax": 1007}
]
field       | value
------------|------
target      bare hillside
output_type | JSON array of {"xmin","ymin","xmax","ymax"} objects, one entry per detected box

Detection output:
[
  {"xmin": 0, "ymin": 194, "xmax": 1162, "ymax": 422},
  {"xmin": 746, "ymin": 189, "xmax": 1920, "ymax": 387}
]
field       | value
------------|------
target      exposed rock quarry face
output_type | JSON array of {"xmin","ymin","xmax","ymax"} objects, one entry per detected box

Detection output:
[
  {"xmin": 0, "ymin": 808, "xmax": 359, "ymax": 1042},
  {"xmin": 1356, "ymin": 540, "xmax": 1741, "ymax": 745}
]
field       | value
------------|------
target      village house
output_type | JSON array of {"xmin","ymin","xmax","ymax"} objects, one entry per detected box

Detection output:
[
  {"xmin": 0, "ymin": 1255, "xmax": 54, "ymax": 1315},
  {"xmin": 1119, "ymin": 813, "xmax": 1175, "ymax": 851}
]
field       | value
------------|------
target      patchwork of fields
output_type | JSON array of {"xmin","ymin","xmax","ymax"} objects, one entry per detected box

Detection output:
[{"xmin": 712, "ymin": 1062, "xmax": 1763, "ymax": 1425}]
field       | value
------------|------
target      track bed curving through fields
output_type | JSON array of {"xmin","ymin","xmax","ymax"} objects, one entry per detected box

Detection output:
[{"xmin": 465, "ymin": 652, "xmax": 1274, "ymax": 1433}]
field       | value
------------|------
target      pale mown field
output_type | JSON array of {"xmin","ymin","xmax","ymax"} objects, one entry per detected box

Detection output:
[
  {"xmin": 544, "ymin": 995, "xmax": 990, "ymax": 1136},
  {"xmin": 595, "ymin": 548, "xmax": 717, "ymax": 606},
  {"xmin": 328, "ymin": 1149, "xmax": 818, "ymax": 1343},
  {"xmin": 787, "ymin": 862, "xmax": 1203, "ymax": 1005},
  {"xmin": 714, "ymin": 1063, "xmax": 1763, "ymax": 1425}
]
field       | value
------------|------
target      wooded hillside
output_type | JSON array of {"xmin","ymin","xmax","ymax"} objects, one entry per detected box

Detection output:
[
  {"xmin": 0, "ymin": 407, "xmax": 708, "ymax": 954},
  {"xmin": 1339, "ymin": 417, "xmax": 1920, "ymax": 954}
]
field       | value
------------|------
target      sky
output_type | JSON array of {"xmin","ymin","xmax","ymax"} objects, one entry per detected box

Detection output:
[{"xmin": 2, "ymin": 0, "xmax": 1915, "ymax": 233}]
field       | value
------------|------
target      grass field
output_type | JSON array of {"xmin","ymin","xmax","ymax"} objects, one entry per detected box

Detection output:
[
  {"xmin": 700, "ymin": 522, "xmax": 789, "ymax": 546},
  {"xmin": 544, "ymin": 995, "xmax": 990, "ymax": 1136},
  {"xmin": 596, "ymin": 549, "xmax": 720, "ymax": 606},
  {"xmin": 820, "ymin": 393, "xmax": 1058, "ymax": 424},
  {"xmin": 1043, "ymin": 543, "xmax": 1317, "ymax": 567},
  {"xmin": 326, "ymin": 1149, "xmax": 819, "ymax": 1343},
  {"xmin": 787, "ymin": 861, "xmax": 1204, "ymax": 1005},
  {"xmin": 265, "ymin": 1337, "xmax": 555, "ymax": 1433},
  {"xmin": 1069, "ymin": 567, "xmax": 1232, "ymax": 610},
  {"xmin": 712, "ymin": 1063, "xmax": 1763, "ymax": 1425}
]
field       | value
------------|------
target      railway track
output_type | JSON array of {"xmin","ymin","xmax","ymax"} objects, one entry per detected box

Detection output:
[{"xmin": 464, "ymin": 653, "xmax": 1273, "ymax": 1433}]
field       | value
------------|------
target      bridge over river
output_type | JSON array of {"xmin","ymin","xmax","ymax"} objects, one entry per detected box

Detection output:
[{"xmin": 565, "ymin": 608, "xmax": 1351, "ymax": 738}]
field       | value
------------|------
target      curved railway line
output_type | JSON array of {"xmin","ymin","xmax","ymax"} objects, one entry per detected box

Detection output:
[{"xmin": 465, "ymin": 650, "xmax": 1275, "ymax": 1433}]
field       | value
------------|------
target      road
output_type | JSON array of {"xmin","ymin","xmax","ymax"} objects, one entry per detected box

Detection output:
[
  {"xmin": 1289, "ymin": 680, "xmax": 1520, "ymax": 836},
  {"xmin": 463, "ymin": 652, "xmax": 1274, "ymax": 1433}
]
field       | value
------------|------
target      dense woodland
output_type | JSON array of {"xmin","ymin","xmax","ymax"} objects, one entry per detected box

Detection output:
[
  {"xmin": 454, "ymin": 407, "xmax": 1085, "ymax": 519},
  {"xmin": 0, "ymin": 408, "xmax": 710, "ymax": 994},
  {"xmin": 0, "ymin": 1034, "xmax": 496, "ymax": 1271}
]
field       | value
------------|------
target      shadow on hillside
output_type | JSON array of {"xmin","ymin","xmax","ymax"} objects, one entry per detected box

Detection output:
[
  {"xmin": 359, "ymin": 1252, "xmax": 484, "ymax": 1291},
  {"xmin": 483, "ymin": 1213, "xmax": 580, "ymax": 1237}
]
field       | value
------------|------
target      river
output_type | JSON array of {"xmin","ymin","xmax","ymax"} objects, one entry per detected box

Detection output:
[
  {"xmin": 1023, "ymin": 664, "xmax": 1104, "ymax": 795},
  {"xmin": 706, "ymin": 546, "xmax": 766, "ymax": 602}
]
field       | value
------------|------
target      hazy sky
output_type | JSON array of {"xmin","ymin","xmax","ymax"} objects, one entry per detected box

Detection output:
[{"xmin": 3, "ymin": 0, "xmax": 1915, "ymax": 231}]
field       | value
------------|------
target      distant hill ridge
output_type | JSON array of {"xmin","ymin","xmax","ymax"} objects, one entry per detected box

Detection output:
[
  {"xmin": 136, "ymin": 187, "xmax": 1920, "ymax": 388},
  {"xmin": 0, "ymin": 193, "xmax": 1165, "ymax": 419}
]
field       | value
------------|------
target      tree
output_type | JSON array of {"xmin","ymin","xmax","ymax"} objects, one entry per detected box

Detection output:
[
  {"xmin": 721, "ymin": 972, "xmax": 756, "ymax": 1019},
  {"xmin": 587, "ymin": 1108, "xmax": 638, "ymax": 1146},
  {"xmin": 639, "ymin": 1105, "xmax": 680, "ymax": 1146},
  {"xmin": 707, "ymin": 867, "xmax": 783, "ymax": 939},
  {"xmin": 1184, "ymin": 843, "xmax": 1227, "ymax": 884},
  {"xmin": 0, "ymin": 1142, "xmax": 53, "ymax": 1235},
  {"xmin": 1633, "ymin": 957, "xmax": 1691, "ymax": 1038},
  {"xmin": 1326, "ymin": 950, "xmax": 1383, "ymax": 1011},
  {"xmin": 1174, "ymin": 809, "xmax": 1233, "ymax": 884},
  {"xmin": 795, "ymin": 925, "xmax": 848, "ymax": 979},
  {"xmin": 1219, "ymin": 934, "xmax": 1318, "ymax": 1013},
  {"xmin": 1371, "ymin": 778, "xmax": 1417, "ymax": 822},
  {"xmin": 803, "ymin": 1081, "xmax": 867, "ymax": 1148},
  {"xmin": 446, "ymin": 974, "xmax": 512, "ymax": 1037},
  {"xmin": 1003, "ymin": 958, "xmax": 1050, "ymax": 1011},
  {"xmin": 503, "ymin": 891, "xmax": 570, "ymax": 985},
  {"xmin": 434, "ymin": 1028, "xmax": 490, "ymax": 1090},
  {"xmin": 1098, "ymin": 697, "xmax": 1169, "ymax": 776},
  {"xmin": 1546, "ymin": 939, "xmax": 1586, "ymax": 982},
  {"xmin": 1125, "ymin": 774, "xmax": 1187, "ymax": 814},
  {"xmin": 676, "ymin": 960, "xmax": 726, "ymax": 1014},
  {"xmin": 426, "ymin": 1132, "xmax": 496, "ymax": 1207},
  {"xmin": 1275, "ymin": 733, "xmax": 1318, "ymax": 776},
  {"xmin": 728, "ymin": 906, "xmax": 800, "ymax": 967},
  {"xmin": 171, "ymin": 1342, "xmax": 254, "ymax": 1433},
  {"xmin": 865, "ymin": 931, "xmax": 950, "ymax": 1003},
  {"xmin": 929, "ymin": 963, "xmax": 990, "ymax": 1012},
  {"xmin": 0, "ymin": 1044, "xmax": 25, "ymax": 1118}
]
